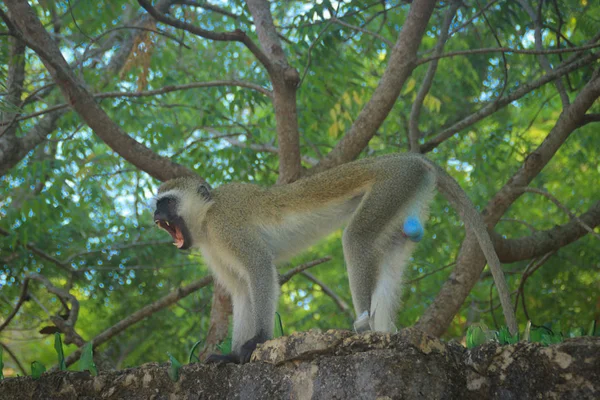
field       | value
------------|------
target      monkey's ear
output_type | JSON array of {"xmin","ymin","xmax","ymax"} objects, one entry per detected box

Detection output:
[{"xmin": 197, "ymin": 183, "xmax": 212, "ymax": 200}]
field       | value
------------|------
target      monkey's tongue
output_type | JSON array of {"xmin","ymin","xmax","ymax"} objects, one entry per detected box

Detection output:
[
  {"xmin": 173, "ymin": 228, "xmax": 184, "ymax": 249},
  {"xmin": 156, "ymin": 220, "xmax": 185, "ymax": 249}
]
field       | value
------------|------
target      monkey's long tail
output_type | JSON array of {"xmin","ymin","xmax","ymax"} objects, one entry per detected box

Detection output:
[{"xmin": 420, "ymin": 156, "xmax": 519, "ymax": 336}]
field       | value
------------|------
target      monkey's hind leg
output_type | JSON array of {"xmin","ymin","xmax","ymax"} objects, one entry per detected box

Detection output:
[
  {"xmin": 343, "ymin": 179, "xmax": 419, "ymax": 333},
  {"xmin": 369, "ymin": 237, "xmax": 416, "ymax": 332}
]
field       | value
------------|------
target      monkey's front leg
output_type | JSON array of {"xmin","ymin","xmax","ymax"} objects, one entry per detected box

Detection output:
[
  {"xmin": 205, "ymin": 290, "xmax": 255, "ymax": 365},
  {"xmin": 236, "ymin": 262, "xmax": 279, "ymax": 363}
]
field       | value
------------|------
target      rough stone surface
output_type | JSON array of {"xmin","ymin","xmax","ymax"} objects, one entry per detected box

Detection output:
[{"xmin": 1, "ymin": 329, "xmax": 598, "ymax": 399}]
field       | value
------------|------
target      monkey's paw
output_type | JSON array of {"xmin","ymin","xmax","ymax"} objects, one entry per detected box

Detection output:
[
  {"xmin": 403, "ymin": 216, "xmax": 424, "ymax": 242},
  {"xmin": 205, "ymin": 353, "xmax": 240, "ymax": 364},
  {"xmin": 239, "ymin": 335, "xmax": 265, "ymax": 364},
  {"xmin": 353, "ymin": 311, "xmax": 372, "ymax": 333}
]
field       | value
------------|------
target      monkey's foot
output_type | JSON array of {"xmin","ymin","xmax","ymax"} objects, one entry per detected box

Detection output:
[
  {"xmin": 403, "ymin": 216, "xmax": 424, "ymax": 242},
  {"xmin": 205, "ymin": 353, "xmax": 240, "ymax": 364},
  {"xmin": 353, "ymin": 311, "xmax": 372, "ymax": 333}
]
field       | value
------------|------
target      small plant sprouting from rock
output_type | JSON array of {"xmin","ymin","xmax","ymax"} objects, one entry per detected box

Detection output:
[
  {"xmin": 466, "ymin": 320, "xmax": 599, "ymax": 349},
  {"xmin": 30, "ymin": 361, "xmax": 46, "ymax": 380},
  {"xmin": 167, "ymin": 353, "xmax": 182, "ymax": 382},
  {"xmin": 80, "ymin": 342, "xmax": 98, "ymax": 376},
  {"xmin": 54, "ymin": 333, "xmax": 66, "ymax": 371}
]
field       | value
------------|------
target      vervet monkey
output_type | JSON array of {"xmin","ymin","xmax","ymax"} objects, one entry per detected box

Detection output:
[{"xmin": 153, "ymin": 153, "xmax": 517, "ymax": 363}]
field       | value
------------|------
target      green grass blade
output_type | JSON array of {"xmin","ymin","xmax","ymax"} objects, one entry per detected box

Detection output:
[{"xmin": 54, "ymin": 333, "xmax": 67, "ymax": 371}]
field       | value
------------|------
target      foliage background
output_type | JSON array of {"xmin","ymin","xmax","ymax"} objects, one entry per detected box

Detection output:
[{"xmin": 1, "ymin": 0, "xmax": 599, "ymax": 375}]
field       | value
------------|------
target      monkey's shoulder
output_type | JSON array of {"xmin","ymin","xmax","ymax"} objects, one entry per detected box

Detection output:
[{"xmin": 211, "ymin": 182, "xmax": 270, "ymax": 200}]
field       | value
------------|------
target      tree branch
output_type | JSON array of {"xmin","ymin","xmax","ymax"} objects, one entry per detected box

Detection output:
[
  {"xmin": 0, "ymin": 278, "xmax": 30, "ymax": 333},
  {"xmin": 27, "ymin": 273, "xmax": 84, "ymax": 346},
  {"xmin": 137, "ymin": 0, "xmax": 272, "ymax": 70},
  {"xmin": 0, "ymin": 342, "xmax": 27, "ymax": 376},
  {"xmin": 312, "ymin": 0, "xmax": 437, "ymax": 173},
  {"xmin": 3, "ymin": 0, "xmax": 198, "ymax": 182},
  {"xmin": 416, "ymin": 42, "xmax": 600, "ymax": 65},
  {"xmin": 515, "ymin": 187, "xmax": 600, "ymax": 240},
  {"xmin": 330, "ymin": 17, "xmax": 394, "ymax": 48},
  {"xmin": 417, "ymin": 68, "xmax": 600, "ymax": 337},
  {"xmin": 225, "ymin": 137, "xmax": 319, "ymax": 166},
  {"xmin": 493, "ymin": 201, "xmax": 600, "ymax": 263},
  {"xmin": 245, "ymin": 0, "xmax": 302, "ymax": 183},
  {"xmin": 301, "ymin": 271, "xmax": 354, "ymax": 321},
  {"xmin": 409, "ymin": 2, "xmax": 458, "ymax": 152},
  {"xmin": 420, "ymin": 52, "xmax": 599, "ymax": 153},
  {"xmin": 0, "ymin": 36, "xmax": 26, "ymax": 138},
  {"xmin": 60, "ymin": 275, "xmax": 214, "ymax": 368},
  {"xmin": 0, "ymin": 227, "xmax": 74, "ymax": 273},
  {"xmin": 4, "ymin": 80, "xmax": 272, "ymax": 125},
  {"xmin": 174, "ymin": 0, "xmax": 239, "ymax": 19},
  {"xmin": 279, "ymin": 257, "xmax": 332, "ymax": 285},
  {"xmin": 578, "ymin": 113, "xmax": 600, "ymax": 128},
  {"xmin": 516, "ymin": 0, "xmax": 569, "ymax": 107}
]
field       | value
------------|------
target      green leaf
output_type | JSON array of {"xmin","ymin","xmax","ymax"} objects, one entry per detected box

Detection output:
[
  {"xmin": 167, "ymin": 352, "xmax": 182, "ymax": 382},
  {"xmin": 79, "ymin": 342, "xmax": 98, "ymax": 376},
  {"xmin": 0, "ymin": 345, "xmax": 4, "ymax": 380},
  {"xmin": 541, "ymin": 332, "xmax": 563, "ymax": 346},
  {"xmin": 569, "ymin": 327, "xmax": 585, "ymax": 338},
  {"xmin": 529, "ymin": 327, "xmax": 544, "ymax": 343},
  {"xmin": 589, "ymin": 320, "xmax": 597, "ymax": 337},
  {"xmin": 497, "ymin": 326, "xmax": 519, "ymax": 345},
  {"xmin": 466, "ymin": 324, "xmax": 489, "ymax": 349},
  {"xmin": 54, "ymin": 333, "xmax": 67, "ymax": 371},
  {"xmin": 188, "ymin": 341, "xmax": 202, "ymax": 364},
  {"xmin": 274, "ymin": 312, "xmax": 284, "ymax": 338},
  {"xmin": 31, "ymin": 361, "xmax": 46, "ymax": 380}
]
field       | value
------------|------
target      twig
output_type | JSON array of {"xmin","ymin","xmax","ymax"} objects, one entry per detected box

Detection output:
[
  {"xmin": 416, "ymin": 42, "xmax": 600, "ymax": 65},
  {"xmin": 0, "ymin": 227, "xmax": 74, "ymax": 273},
  {"xmin": 279, "ymin": 257, "xmax": 332, "ymax": 285},
  {"xmin": 516, "ymin": 0, "xmax": 569, "ymax": 107},
  {"xmin": 448, "ymin": 0, "xmax": 500, "ymax": 36},
  {"xmin": 225, "ymin": 137, "xmax": 319, "ymax": 166},
  {"xmin": 0, "ymin": 342, "xmax": 27, "ymax": 375},
  {"xmin": 475, "ymin": 0, "xmax": 508, "ymax": 100},
  {"xmin": 298, "ymin": 17, "xmax": 335, "ymax": 88},
  {"xmin": 499, "ymin": 218, "xmax": 537, "ymax": 234},
  {"xmin": 137, "ymin": 0, "xmax": 272, "ymax": 71},
  {"xmin": 516, "ymin": 187, "xmax": 600, "ymax": 240},
  {"xmin": 2, "ymin": 80, "xmax": 272, "ymax": 126},
  {"xmin": 174, "ymin": 0, "xmax": 239, "ymax": 19},
  {"xmin": 404, "ymin": 262, "xmax": 455, "ymax": 284},
  {"xmin": 65, "ymin": 239, "xmax": 174, "ymax": 263},
  {"xmin": 301, "ymin": 271, "xmax": 354, "ymax": 321},
  {"xmin": 0, "ymin": 278, "xmax": 30, "ymax": 333},
  {"xmin": 28, "ymin": 273, "xmax": 83, "ymax": 346},
  {"xmin": 59, "ymin": 275, "xmax": 214, "ymax": 368},
  {"xmin": 331, "ymin": 17, "xmax": 393, "ymax": 48},
  {"xmin": 513, "ymin": 251, "xmax": 555, "ymax": 320},
  {"xmin": 420, "ymin": 52, "xmax": 599, "ymax": 152},
  {"xmin": 408, "ymin": 1, "xmax": 458, "ymax": 152}
]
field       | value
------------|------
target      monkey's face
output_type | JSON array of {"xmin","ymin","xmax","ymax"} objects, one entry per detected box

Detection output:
[{"xmin": 153, "ymin": 196, "xmax": 193, "ymax": 250}]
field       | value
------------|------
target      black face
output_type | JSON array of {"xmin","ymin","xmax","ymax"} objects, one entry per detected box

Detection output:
[{"xmin": 153, "ymin": 196, "xmax": 193, "ymax": 250}]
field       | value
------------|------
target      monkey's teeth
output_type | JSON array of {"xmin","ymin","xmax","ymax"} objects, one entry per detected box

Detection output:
[{"xmin": 165, "ymin": 221, "xmax": 170, "ymax": 227}]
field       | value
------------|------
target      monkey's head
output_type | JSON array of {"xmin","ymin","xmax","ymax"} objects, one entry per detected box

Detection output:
[{"xmin": 154, "ymin": 177, "xmax": 212, "ymax": 250}]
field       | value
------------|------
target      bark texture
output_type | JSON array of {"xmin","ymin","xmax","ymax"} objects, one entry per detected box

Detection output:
[{"xmin": 1, "ymin": 330, "xmax": 598, "ymax": 400}]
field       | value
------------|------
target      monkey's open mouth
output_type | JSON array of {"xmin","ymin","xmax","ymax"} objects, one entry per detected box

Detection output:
[{"xmin": 155, "ymin": 219, "xmax": 185, "ymax": 249}]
